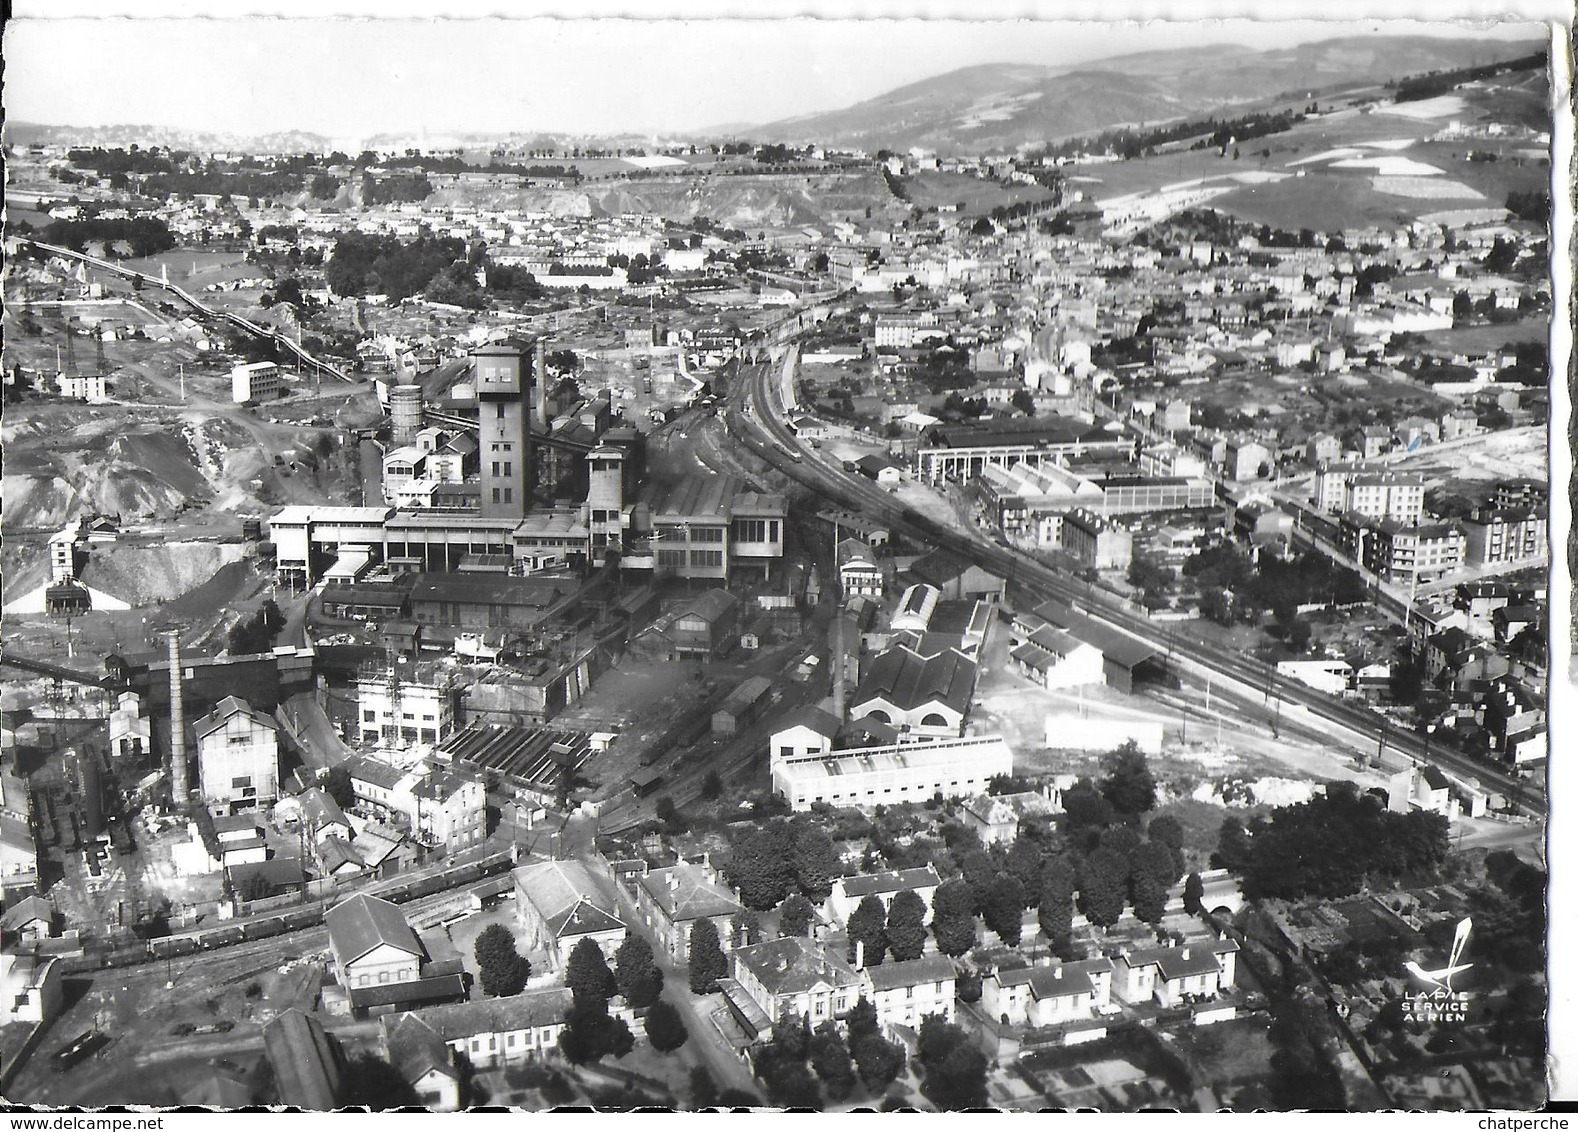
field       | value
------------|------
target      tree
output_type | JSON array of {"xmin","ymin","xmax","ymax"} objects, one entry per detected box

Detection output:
[
  {"xmin": 731, "ymin": 908, "xmax": 762, "ymax": 948},
  {"xmin": 1037, "ymin": 856, "xmax": 1078, "ymax": 949},
  {"xmin": 1147, "ymin": 814, "xmax": 1187, "ymax": 875},
  {"xmin": 1131, "ymin": 871, "xmax": 1168, "ymax": 926},
  {"xmin": 729, "ymin": 824, "xmax": 796, "ymax": 909},
  {"xmin": 930, "ymin": 879, "xmax": 977, "ymax": 957},
  {"xmin": 342, "ymin": 1052, "xmax": 420, "ymax": 1109},
  {"xmin": 558, "ymin": 999, "xmax": 635, "ymax": 1065},
  {"xmin": 779, "ymin": 893, "xmax": 815, "ymax": 939},
  {"xmin": 1010, "ymin": 388, "xmax": 1037, "ymax": 416},
  {"xmin": 847, "ymin": 894, "xmax": 888, "ymax": 966},
  {"xmin": 1005, "ymin": 836, "xmax": 1043, "ymax": 897},
  {"xmin": 956, "ymin": 847, "xmax": 997, "ymax": 912},
  {"xmin": 846, "ymin": 995, "xmax": 880, "ymax": 1043},
  {"xmin": 884, "ymin": 889, "xmax": 929, "ymax": 962},
  {"xmin": 701, "ymin": 769, "xmax": 723, "ymax": 800},
  {"xmin": 793, "ymin": 827, "xmax": 840, "ymax": 902},
  {"xmin": 917, "ymin": 1015, "xmax": 989, "ymax": 1110},
  {"xmin": 654, "ymin": 794, "xmax": 688, "ymax": 835},
  {"xmin": 689, "ymin": 1065, "xmax": 719, "ymax": 1109},
  {"xmin": 1078, "ymin": 849, "xmax": 1129, "ymax": 928},
  {"xmin": 1183, "ymin": 872, "xmax": 1206, "ymax": 916},
  {"xmin": 1212, "ymin": 816, "xmax": 1253, "ymax": 873},
  {"xmin": 808, "ymin": 1027, "xmax": 857, "ymax": 1102},
  {"xmin": 853, "ymin": 1031, "xmax": 906, "ymax": 1094},
  {"xmin": 1099, "ymin": 741, "xmax": 1157, "ymax": 815},
  {"xmin": 1130, "ymin": 839, "xmax": 1182, "ymax": 890},
  {"xmin": 474, "ymin": 923, "xmax": 532, "ymax": 998},
  {"xmin": 235, "ymin": 870, "xmax": 273, "ymax": 904},
  {"xmin": 982, "ymin": 873, "xmax": 1026, "ymax": 946},
  {"xmin": 688, "ymin": 916, "xmax": 728, "ymax": 994},
  {"xmin": 644, "ymin": 997, "xmax": 689, "ymax": 1053},
  {"xmin": 566, "ymin": 937, "xmax": 617, "ymax": 1008},
  {"xmin": 614, "ymin": 934, "xmax": 663, "ymax": 1010}
]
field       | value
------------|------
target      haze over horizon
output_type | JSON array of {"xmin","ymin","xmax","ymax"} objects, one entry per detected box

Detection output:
[{"xmin": 2, "ymin": 17, "xmax": 1546, "ymax": 147}]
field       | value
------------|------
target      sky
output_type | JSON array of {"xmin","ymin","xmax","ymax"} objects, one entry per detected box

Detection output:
[{"xmin": 2, "ymin": 6, "xmax": 1554, "ymax": 145}]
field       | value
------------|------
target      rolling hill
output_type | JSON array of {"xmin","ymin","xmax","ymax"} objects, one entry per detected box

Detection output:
[{"xmin": 752, "ymin": 35, "xmax": 1546, "ymax": 153}]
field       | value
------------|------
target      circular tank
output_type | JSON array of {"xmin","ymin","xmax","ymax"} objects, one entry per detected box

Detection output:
[{"xmin": 389, "ymin": 383, "xmax": 424, "ymax": 444}]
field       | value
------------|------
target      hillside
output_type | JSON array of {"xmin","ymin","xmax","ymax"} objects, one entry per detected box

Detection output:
[{"xmin": 754, "ymin": 35, "xmax": 1546, "ymax": 153}]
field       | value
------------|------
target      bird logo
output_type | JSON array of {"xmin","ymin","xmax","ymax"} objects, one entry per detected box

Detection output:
[{"xmin": 1404, "ymin": 918, "xmax": 1474, "ymax": 993}]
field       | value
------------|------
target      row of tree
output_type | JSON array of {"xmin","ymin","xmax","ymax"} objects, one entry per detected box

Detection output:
[{"xmin": 1212, "ymin": 781, "xmax": 1451, "ymax": 900}]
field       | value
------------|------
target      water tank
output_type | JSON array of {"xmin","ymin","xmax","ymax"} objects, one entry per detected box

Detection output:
[{"xmin": 389, "ymin": 383, "xmax": 424, "ymax": 444}]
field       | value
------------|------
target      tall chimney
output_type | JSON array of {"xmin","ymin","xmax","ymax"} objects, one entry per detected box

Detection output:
[
  {"xmin": 831, "ymin": 614, "xmax": 846, "ymax": 720},
  {"xmin": 534, "ymin": 337, "xmax": 549, "ymax": 428},
  {"xmin": 167, "ymin": 632, "xmax": 188, "ymax": 802}
]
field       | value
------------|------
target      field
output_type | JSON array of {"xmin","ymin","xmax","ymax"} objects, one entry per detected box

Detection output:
[
  {"xmin": 902, "ymin": 170, "xmax": 1059, "ymax": 217},
  {"xmin": 1076, "ymin": 79, "xmax": 1549, "ymax": 234},
  {"xmin": 116, "ymin": 249, "xmax": 258, "ymax": 291}
]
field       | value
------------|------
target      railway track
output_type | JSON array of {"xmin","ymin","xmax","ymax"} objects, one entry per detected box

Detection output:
[{"xmin": 728, "ymin": 353, "xmax": 1544, "ymax": 816}]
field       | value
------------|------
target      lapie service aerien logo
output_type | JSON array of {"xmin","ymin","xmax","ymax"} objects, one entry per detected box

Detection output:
[{"xmin": 1401, "ymin": 917, "xmax": 1474, "ymax": 1023}]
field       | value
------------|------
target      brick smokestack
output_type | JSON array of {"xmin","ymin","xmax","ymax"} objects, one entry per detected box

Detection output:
[{"xmin": 167, "ymin": 631, "xmax": 188, "ymax": 801}]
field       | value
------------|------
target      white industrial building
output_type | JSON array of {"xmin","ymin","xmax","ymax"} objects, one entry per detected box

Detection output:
[
  {"xmin": 232, "ymin": 361, "xmax": 283, "ymax": 403},
  {"xmin": 771, "ymin": 734, "xmax": 1013, "ymax": 811}
]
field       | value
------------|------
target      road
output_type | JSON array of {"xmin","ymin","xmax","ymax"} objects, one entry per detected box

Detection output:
[{"xmin": 723, "ymin": 346, "xmax": 1544, "ymax": 818}]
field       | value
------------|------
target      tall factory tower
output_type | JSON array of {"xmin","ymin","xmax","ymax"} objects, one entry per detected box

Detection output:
[{"xmin": 471, "ymin": 339, "xmax": 537, "ymax": 520}]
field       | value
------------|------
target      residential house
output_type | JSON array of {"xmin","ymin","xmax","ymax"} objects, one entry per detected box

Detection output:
[
  {"xmin": 961, "ymin": 790, "xmax": 1061, "ymax": 847},
  {"xmin": 981, "ymin": 957, "xmax": 1115, "ymax": 1029},
  {"xmin": 1387, "ymin": 764, "xmax": 1456, "ymax": 818},
  {"xmin": 864, "ymin": 954, "xmax": 957, "ymax": 1032},
  {"xmin": 409, "ymin": 987, "xmax": 574, "ymax": 1069},
  {"xmin": 633, "ymin": 860, "xmax": 743, "ymax": 963},
  {"xmin": 1113, "ymin": 938, "xmax": 1239, "ymax": 1008},
  {"xmin": 828, "ymin": 866, "xmax": 942, "ymax": 924},
  {"xmin": 727, "ymin": 936, "xmax": 864, "ymax": 1029},
  {"xmin": 1060, "ymin": 509, "xmax": 1133, "ymax": 572},
  {"xmin": 838, "ymin": 539, "xmax": 886, "ymax": 600},
  {"xmin": 380, "ymin": 1013, "xmax": 463, "ymax": 1111}
]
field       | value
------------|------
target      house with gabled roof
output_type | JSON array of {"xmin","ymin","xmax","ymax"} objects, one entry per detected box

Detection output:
[
  {"xmin": 770, "ymin": 705, "xmax": 841, "ymax": 768},
  {"xmin": 325, "ymin": 892, "xmax": 428, "ymax": 990},
  {"xmin": 1, "ymin": 894, "xmax": 56, "ymax": 944},
  {"xmin": 828, "ymin": 866, "xmax": 942, "ymax": 923},
  {"xmin": 1113, "ymin": 937, "xmax": 1238, "ymax": 1008},
  {"xmin": 632, "ymin": 860, "xmax": 742, "ymax": 963},
  {"xmin": 513, "ymin": 858, "xmax": 626, "ymax": 969},
  {"xmin": 380, "ymin": 1012, "xmax": 463, "ymax": 1110},
  {"xmin": 412, "ymin": 986, "xmax": 573, "ymax": 1068},
  {"xmin": 981, "ymin": 956, "xmax": 1116, "ymax": 1028},
  {"xmin": 864, "ymin": 953, "xmax": 957, "ymax": 1032},
  {"xmin": 727, "ymin": 935, "xmax": 864, "ymax": 1030}
]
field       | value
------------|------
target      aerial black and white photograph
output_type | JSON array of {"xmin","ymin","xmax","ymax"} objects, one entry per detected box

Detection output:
[{"xmin": 0, "ymin": 4, "xmax": 1565, "ymax": 1114}]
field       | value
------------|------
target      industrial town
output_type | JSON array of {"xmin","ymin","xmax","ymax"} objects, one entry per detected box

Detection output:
[{"xmin": 0, "ymin": 17, "xmax": 1553, "ymax": 1113}]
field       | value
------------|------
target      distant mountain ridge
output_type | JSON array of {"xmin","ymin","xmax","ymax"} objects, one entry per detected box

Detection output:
[
  {"xmin": 750, "ymin": 34, "xmax": 1546, "ymax": 153},
  {"xmin": 3, "ymin": 34, "xmax": 1543, "ymax": 157}
]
